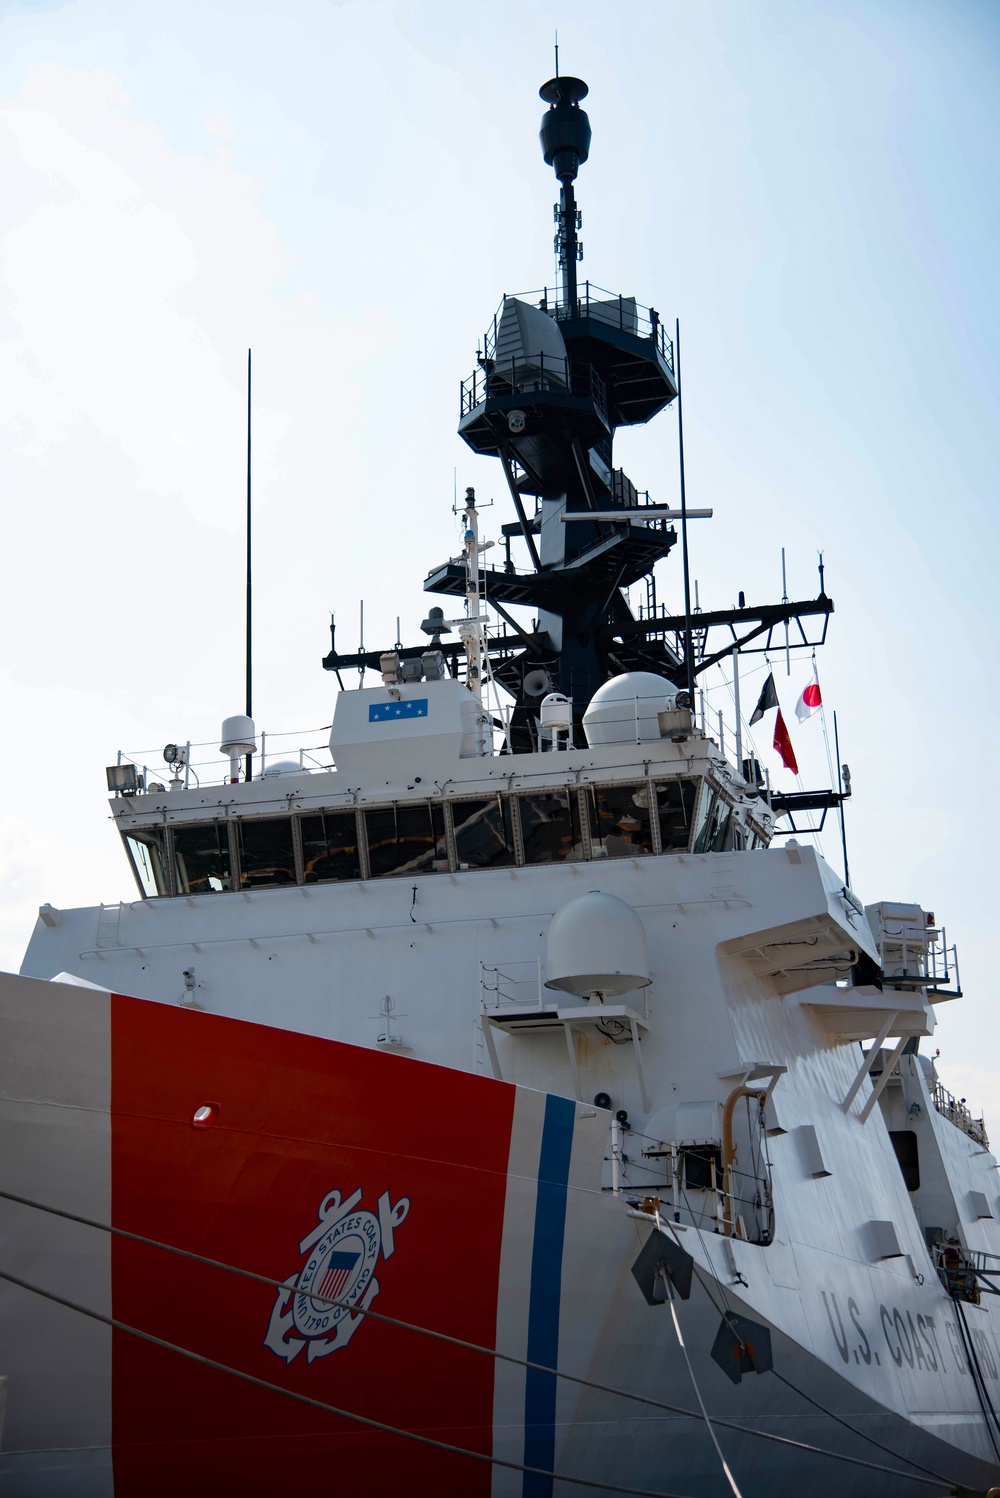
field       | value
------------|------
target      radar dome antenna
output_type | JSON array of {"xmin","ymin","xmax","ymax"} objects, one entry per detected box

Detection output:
[{"xmin": 539, "ymin": 75, "xmax": 591, "ymax": 316}]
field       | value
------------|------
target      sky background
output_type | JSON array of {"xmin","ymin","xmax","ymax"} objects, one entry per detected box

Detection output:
[{"xmin": 1, "ymin": 1, "xmax": 998, "ymax": 1111}]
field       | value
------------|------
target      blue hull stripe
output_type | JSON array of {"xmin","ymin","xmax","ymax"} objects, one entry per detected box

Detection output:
[{"xmin": 522, "ymin": 1093, "xmax": 576, "ymax": 1498}]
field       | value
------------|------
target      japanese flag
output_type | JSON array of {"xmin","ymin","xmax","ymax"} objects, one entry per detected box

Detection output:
[{"xmin": 795, "ymin": 665, "xmax": 823, "ymax": 723}]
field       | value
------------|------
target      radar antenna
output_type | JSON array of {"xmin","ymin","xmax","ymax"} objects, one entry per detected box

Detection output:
[
  {"xmin": 245, "ymin": 348, "xmax": 253, "ymax": 781},
  {"xmin": 539, "ymin": 75, "xmax": 590, "ymax": 314}
]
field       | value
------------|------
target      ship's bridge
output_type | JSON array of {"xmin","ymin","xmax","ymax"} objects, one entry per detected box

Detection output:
[{"xmin": 105, "ymin": 676, "xmax": 775, "ymax": 901}]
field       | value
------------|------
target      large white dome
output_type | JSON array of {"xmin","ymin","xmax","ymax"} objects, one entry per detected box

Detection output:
[
  {"xmin": 545, "ymin": 891, "xmax": 651, "ymax": 999},
  {"xmin": 583, "ymin": 671, "xmax": 679, "ymax": 748}
]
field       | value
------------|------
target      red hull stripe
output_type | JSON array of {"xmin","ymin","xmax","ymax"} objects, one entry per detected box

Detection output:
[{"xmin": 110, "ymin": 993, "xmax": 516, "ymax": 1496}]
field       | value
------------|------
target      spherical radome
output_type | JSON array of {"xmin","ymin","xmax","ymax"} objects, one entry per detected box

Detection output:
[
  {"xmin": 546, "ymin": 891, "xmax": 651, "ymax": 998},
  {"xmin": 583, "ymin": 671, "xmax": 677, "ymax": 747}
]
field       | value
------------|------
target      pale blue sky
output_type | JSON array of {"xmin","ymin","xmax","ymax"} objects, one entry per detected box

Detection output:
[{"xmin": 1, "ymin": 1, "xmax": 998, "ymax": 1108}]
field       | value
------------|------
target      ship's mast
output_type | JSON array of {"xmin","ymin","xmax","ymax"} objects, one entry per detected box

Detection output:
[
  {"xmin": 436, "ymin": 74, "xmax": 680, "ymax": 748},
  {"xmin": 324, "ymin": 77, "xmax": 836, "ymax": 763},
  {"xmin": 539, "ymin": 76, "xmax": 591, "ymax": 315}
]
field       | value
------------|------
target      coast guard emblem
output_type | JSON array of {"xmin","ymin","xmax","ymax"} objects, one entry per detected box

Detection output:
[{"xmin": 264, "ymin": 1186, "xmax": 410, "ymax": 1364}]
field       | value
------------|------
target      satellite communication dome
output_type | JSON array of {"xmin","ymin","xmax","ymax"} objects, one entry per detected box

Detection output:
[
  {"xmin": 261, "ymin": 761, "xmax": 302, "ymax": 779},
  {"xmin": 539, "ymin": 692, "xmax": 572, "ymax": 731},
  {"xmin": 546, "ymin": 891, "xmax": 651, "ymax": 999},
  {"xmin": 583, "ymin": 672, "xmax": 678, "ymax": 747},
  {"xmin": 220, "ymin": 715, "xmax": 256, "ymax": 756}
]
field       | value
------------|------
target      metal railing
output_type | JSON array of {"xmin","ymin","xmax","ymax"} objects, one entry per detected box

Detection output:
[
  {"xmin": 479, "ymin": 959, "xmax": 545, "ymax": 1011},
  {"xmin": 477, "ymin": 287, "xmax": 674, "ymax": 369},
  {"xmin": 113, "ymin": 724, "xmax": 335, "ymax": 794},
  {"xmin": 877, "ymin": 923, "xmax": 960, "ymax": 991},
  {"xmin": 460, "ymin": 353, "xmax": 608, "ymax": 421},
  {"xmin": 967, "ymin": 1248, "xmax": 1000, "ymax": 1273},
  {"xmin": 932, "ymin": 1081, "xmax": 989, "ymax": 1148},
  {"xmin": 931, "ymin": 1240, "xmax": 982, "ymax": 1303},
  {"xmin": 570, "ymin": 507, "xmax": 677, "ymax": 566}
]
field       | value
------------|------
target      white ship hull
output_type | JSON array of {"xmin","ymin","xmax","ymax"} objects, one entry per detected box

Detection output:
[{"xmin": 3, "ymin": 839, "xmax": 1000, "ymax": 1498}]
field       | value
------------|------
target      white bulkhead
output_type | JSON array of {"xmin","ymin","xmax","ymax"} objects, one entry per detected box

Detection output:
[{"xmin": 329, "ymin": 676, "xmax": 484, "ymax": 775}]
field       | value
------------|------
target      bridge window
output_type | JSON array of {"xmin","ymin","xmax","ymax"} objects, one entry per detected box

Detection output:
[
  {"xmin": 301, "ymin": 812, "xmax": 361, "ymax": 883},
  {"xmin": 693, "ymin": 789, "xmax": 732, "ymax": 854},
  {"xmin": 236, "ymin": 818, "xmax": 297, "ymax": 889},
  {"xmin": 364, "ymin": 803, "xmax": 448, "ymax": 878},
  {"xmin": 654, "ymin": 779, "xmax": 698, "ymax": 851},
  {"xmin": 125, "ymin": 829, "xmax": 168, "ymax": 897},
  {"xmin": 518, "ymin": 790, "xmax": 584, "ymax": 864},
  {"xmin": 586, "ymin": 783, "xmax": 654, "ymax": 857},
  {"xmin": 452, "ymin": 796, "xmax": 516, "ymax": 869},
  {"xmin": 173, "ymin": 823, "xmax": 234, "ymax": 894}
]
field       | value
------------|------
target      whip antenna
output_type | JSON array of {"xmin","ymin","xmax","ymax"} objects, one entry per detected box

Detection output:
[
  {"xmin": 244, "ymin": 349, "xmax": 253, "ymax": 780},
  {"xmin": 675, "ymin": 319, "xmax": 696, "ymax": 704}
]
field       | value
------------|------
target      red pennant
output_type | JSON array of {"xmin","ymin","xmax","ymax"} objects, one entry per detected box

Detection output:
[{"xmin": 773, "ymin": 709, "xmax": 798, "ymax": 774}]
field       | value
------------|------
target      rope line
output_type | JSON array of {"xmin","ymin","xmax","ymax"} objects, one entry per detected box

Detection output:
[
  {"xmin": 666, "ymin": 1289, "xmax": 742, "ymax": 1498},
  {"xmin": 0, "ymin": 1187, "xmax": 959, "ymax": 1485},
  {"xmin": 0, "ymin": 1265, "xmax": 692, "ymax": 1498},
  {"xmin": 769, "ymin": 1366, "xmax": 970, "ymax": 1490},
  {"xmin": 951, "ymin": 1292, "xmax": 1000, "ymax": 1461},
  {"xmin": 0, "ymin": 1187, "xmax": 718, "ymax": 1423},
  {"xmin": 668, "ymin": 1193, "xmax": 956, "ymax": 1489}
]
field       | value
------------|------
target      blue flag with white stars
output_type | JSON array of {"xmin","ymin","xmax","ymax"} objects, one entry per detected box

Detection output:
[{"xmin": 369, "ymin": 699, "xmax": 429, "ymax": 723}]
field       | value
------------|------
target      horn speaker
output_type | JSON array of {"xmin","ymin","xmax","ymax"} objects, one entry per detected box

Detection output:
[{"xmin": 523, "ymin": 669, "xmax": 551, "ymax": 697}]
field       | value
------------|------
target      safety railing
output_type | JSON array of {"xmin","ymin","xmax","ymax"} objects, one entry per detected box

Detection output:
[
  {"xmin": 111, "ymin": 724, "xmax": 335, "ymax": 795},
  {"xmin": 479, "ymin": 959, "xmax": 545, "ymax": 1011},
  {"xmin": 477, "ymin": 287, "xmax": 674, "ymax": 369},
  {"xmin": 932, "ymin": 1082, "xmax": 989, "ymax": 1148},
  {"xmin": 877, "ymin": 923, "xmax": 960, "ymax": 992},
  {"xmin": 931, "ymin": 1239, "xmax": 982, "ymax": 1303},
  {"xmin": 460, "ymin": 353, "xmax": 608, "ymax": 421}
]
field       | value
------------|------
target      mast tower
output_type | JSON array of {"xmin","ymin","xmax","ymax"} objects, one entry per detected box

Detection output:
[
  {"xmin": 325, "ymin": 77, "xmax": 834, "ymax": 757},
  {"xmin": 425, "ymin": 76, "xmax": 680, "ymax": 747}
]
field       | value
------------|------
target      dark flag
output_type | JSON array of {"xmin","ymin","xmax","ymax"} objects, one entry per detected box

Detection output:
[
  {"xmin": 749, "ymin": 670, "xmax": 799, "ymax": 772},
  {"xmin": 749, "ymin": 672, "xmax": 778, "ymax": 725}
]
